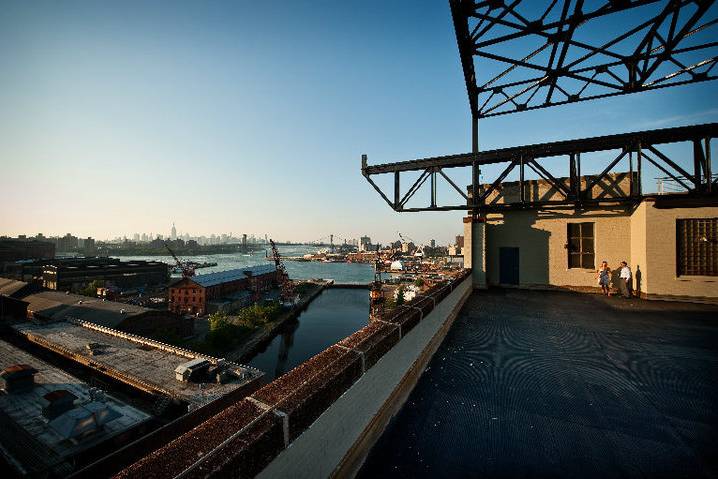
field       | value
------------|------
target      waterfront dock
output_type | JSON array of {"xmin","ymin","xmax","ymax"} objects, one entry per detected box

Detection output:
[{"xmin": 226, "ymin": 279, "xmax": 332, "ymax": 364}]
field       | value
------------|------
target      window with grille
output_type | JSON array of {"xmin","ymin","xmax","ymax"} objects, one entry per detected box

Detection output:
[
  {"xmin": 568, "ymin": 223, "xmax": 595, "ymax": 269},
  {"xmin": 677, "ymin": 218, "xmax": 718, "ymax": 276}
]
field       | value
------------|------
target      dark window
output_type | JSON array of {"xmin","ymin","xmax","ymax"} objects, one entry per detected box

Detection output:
[
  {"xmin": 677, "ymin": 218, "xmax": 718, "ymax": 276},
  {"xmin": 568, "ymin": 222, "xmax": 595, "ymax": 269}
]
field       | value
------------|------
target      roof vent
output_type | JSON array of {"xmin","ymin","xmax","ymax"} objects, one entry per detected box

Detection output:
[
  {"xmin": 85, "ymin": 342, "xmax": 105, "ymax": 356},
  {"xmin": 41, "ymin": 389, "xmax": 78, "ymax": 420},
  {"xmin": 175, "ymin": 358, "xmax": 210, "ymax": 382},
  {"xmin": 0, "ymin": 364, "xmax": 38, "ymax": 394},
  {"xmin": 48, "ymin": 402, "xmax": 120, "ymax": 440}
]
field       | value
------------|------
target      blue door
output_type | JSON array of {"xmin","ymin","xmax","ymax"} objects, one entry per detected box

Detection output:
[{"xmin": 499, "ymin": 247, "xmax": 519, "ymax": 285}]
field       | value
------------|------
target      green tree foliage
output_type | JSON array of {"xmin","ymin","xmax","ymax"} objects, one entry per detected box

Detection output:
[
  {"xmin": 396, "ymin": 287, "xmax": 406, "ymax": 306},
  {"xmin": 202, "ymin": 303, "xmax": 283, "ymax": 352},
  {"xmin": 205, "ymin": 312, "xmax": 236, "ymax": 350},
  {"xmin": 80, "ymin": 280, "xmax": 105, "ymax": 297},
  {"xmin": 233, "ymin": 302, "xmax": 281, "ymax": 328}
]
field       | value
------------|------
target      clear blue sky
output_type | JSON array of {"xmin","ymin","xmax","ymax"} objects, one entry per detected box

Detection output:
[{"xmin": 1, "ymin": 1, "xmax": 716, "ymax": 244}]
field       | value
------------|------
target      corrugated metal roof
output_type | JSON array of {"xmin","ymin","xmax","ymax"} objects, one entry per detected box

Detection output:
[
  {"xmin": 191, "ymin": 264, "xmax": 276, "ymax": 288},
  {"xmin": 0, "ymin": 277, "xmax": 29, "ymax": 297},
  {"xmin": 22, "ymin": 291, "xmax": 149, "ymax": 327}
]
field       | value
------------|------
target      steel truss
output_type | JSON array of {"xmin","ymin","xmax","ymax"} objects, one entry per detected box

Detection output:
[
  {"xmin": 362, "ymin": 123, "xmax": 717, "ymax": 212},
  {"xmin": 450, "ymin": 0, "xmax": 718, "ymax": 118}
]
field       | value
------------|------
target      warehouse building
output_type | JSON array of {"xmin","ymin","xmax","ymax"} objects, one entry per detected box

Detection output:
[
  {"xmin": 0, "ymin": 278, "xmax": 37, "ymax": 299},
  {"xmin": 0, "ymin": 339, "xmax": 151, "ymax": 477},
  {"xmin": 42, "ymin": 258, "xmax": 169, "ymax": 291},
  {"xmin": 463, "ymin": 173, "xmax": 718, "ymax": 303},
  {"xmin": 168, "ymin": 264, "xmax": 277, "ymax": 315},
  {"xmin": 0, "ymin": 238, "xmax": 55, "ymax": 263},
  {"xmin": 10, "ymin": 319, "xmax": 262, "ymax": 411},
  {"xmin": 17, "ymin": 290, "xmax": 193, "ymax": 339}
]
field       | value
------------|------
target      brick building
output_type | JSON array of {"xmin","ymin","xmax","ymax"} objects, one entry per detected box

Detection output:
[{"xmin": 169, "ymin": 264, "xmax": 277, "ymax": 315}]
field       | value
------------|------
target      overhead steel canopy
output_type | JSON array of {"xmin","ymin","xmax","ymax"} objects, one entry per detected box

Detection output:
[
  {"xmin": 449, "ymin": 0, "xmax": 718, "ymax": 118},
  {"xmin": 362, "ymin": 1, "xmax": 718, "ymax": 213},
  {"xmin": 362, "ymin": 123, "xmax": 717, "ymax": 212}
]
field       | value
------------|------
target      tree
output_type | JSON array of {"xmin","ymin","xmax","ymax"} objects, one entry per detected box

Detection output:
[
  {"xmin": 80, "ymin": 279, "xmax": 104, "ymax": 297},
  {"xmin": 396, "ymin": 287, "xmax": 406, "ymax": 306},
  {"xmin": 233, "ymin": 301, "xmax": 281, "ymax": 327}
]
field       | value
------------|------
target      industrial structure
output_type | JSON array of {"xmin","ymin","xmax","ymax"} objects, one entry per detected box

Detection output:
[
  {"xmin": 369, "ymin": 246, "xmax": 384, "ymax": 321},
  {"xmin": 33, "ymin": 3, "xmax": 716, "ymax": 479},
  {"xmin": 0, "ymin": 237, "xmax": 55, "ymax": 263},
  {"xmin": 168, "ymin": 264, "xmax": 277, "ymax": 315},
  {"xmin": 270, "ymin": 239, "xmax": 296, "ymax": 304},
  {"xmin": 363, "ymin": 0, "xmax": 718, "ymax": 302},
  {"xmin": 19, "ymin": 289, "xmax": 193, "ymax": 338},
  {"xmin": 0, "ymin": 339, "xmax": 151, "ymax": 477},
  {"xmin": 41, "ymin": 258, "xmax": 168, "ymax": 292},
  {"xmin": 164, "ymin": 242, "xmax": 196, "ymax": 278}
]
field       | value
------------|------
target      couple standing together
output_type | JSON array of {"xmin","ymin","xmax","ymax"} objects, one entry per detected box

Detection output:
[{"xmin": 597, "ymin": 261, "xmax": 632, "ymax": 298}]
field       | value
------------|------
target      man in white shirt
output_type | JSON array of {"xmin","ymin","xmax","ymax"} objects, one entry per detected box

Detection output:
[{"xmin": 619, "ymin": 261, "xmax": 632, "ymax": 298}]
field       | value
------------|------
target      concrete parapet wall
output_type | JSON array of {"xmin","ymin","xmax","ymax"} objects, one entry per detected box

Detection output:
[
  {"xmin": 257, "ymin": 273, "xmax": 473, "ymax": 479},
  {"xmin": 114, "ymin": 270, "xmax": 472, "ymax": 479}
]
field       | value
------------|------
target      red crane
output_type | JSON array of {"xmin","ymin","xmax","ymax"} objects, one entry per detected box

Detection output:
[
  {"xmin": 164, "ymin": 242, "xmax": 195, "ymax": 278},
  {"xmin": 370, "ymin": 245, "xmax": 384, "ymax": 321},
  {"xmin": 269, "ymin": 239, "xmax": 296, "ymax": 304}
]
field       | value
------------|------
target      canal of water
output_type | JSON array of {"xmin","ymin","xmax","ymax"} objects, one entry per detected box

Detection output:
[
  {"xmin": 116, "ymin": 248, "xmax": 376, "ymax": 381},
  {"xmin": 246, "ymin": 288, "xmax": 370, "ymax": 381}
]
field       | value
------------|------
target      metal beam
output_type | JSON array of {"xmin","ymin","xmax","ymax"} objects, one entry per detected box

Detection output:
[
  {"xmin": 362, "ymin": 123, "xmax": 717, "ymax": 212},
  {"xmin": 451, "ymin": 0, "xmax": 718, "ymax": 118},
  {"xmin": 363, "ymin": 123, "xmax": 717, "ymax": 174}
]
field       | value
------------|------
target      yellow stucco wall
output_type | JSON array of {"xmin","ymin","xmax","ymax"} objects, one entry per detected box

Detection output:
[
  {"xmin": 640, "ymin": 201, "xmax": 718, "ymax": 299},
  {"xmin": 485, "ymin": 209, "xmax": 632, "ymax": 288},
  {"xmin": 629, "ymin": 201, "xmax": 648, "ymax": 294},
  {"xmin": 479, "ymin": 200, "xmax": 718, "ymax": 301}
]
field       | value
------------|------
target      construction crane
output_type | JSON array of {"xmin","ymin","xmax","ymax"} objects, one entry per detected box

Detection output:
[
  {"xmin": 369, "ymin": 245, "xmax": 384, "ymax": 321},
  {"xmin": 164, "ymin": 242, "xmax": 195, "ymax": 278},
  {"xmin": 269, "ymin": 239, "xmax": 296, "ymax": 304},
  {"xmin": 398, "ymin": 232, "xmax": 416, "ymax": 246}
]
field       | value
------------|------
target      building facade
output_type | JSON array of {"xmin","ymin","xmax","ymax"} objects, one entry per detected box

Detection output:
[
  {"xmin": 464, "ymin": 196, "xmax": 718, "ymax": 303},
  {"xmin": 42, "ymin": 258, "xmax": 169, "ymax": 291},
  {"xmin": 168, "ymin": 264, "xmax": 277, "ymax": 315},
  {"xmin": 0, "ymin": 238, "xmax": 55, "ymax": 263}
]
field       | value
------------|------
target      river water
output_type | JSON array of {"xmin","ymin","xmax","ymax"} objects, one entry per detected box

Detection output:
[
  {"xmin": 247, "ymin": 288, "xmax": 369, "ymax": 381},
  {"xmin": 115, "ymin": 244, "xmax": 375, "ymax": 284}
]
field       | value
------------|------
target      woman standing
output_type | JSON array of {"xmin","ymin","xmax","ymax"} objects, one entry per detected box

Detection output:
[{"xmin": 597, "ymin": 260, "xmax": 611, "ymax": 296}]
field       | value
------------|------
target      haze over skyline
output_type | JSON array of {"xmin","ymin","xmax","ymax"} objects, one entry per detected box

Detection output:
[{"xmin": 2, "ymin": 0, "xmax": 717, "ymax": 245}]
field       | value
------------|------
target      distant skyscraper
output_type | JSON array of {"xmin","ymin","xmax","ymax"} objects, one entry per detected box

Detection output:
[{"xmin": 171, "ymin": 223, "xmax": 177, "ymax": 240}]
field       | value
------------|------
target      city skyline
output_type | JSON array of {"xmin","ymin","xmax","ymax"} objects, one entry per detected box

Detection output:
[
  {"xmin": 3, "ymin": 226, "xmax": 449, "ymax": 247},
  {"xmin": 2, "ymin": 1, "xmax": 717, "ymax": 245}
]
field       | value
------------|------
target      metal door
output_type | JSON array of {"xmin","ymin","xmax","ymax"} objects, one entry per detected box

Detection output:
[{"xmin": 499, "ymin": 247, "xmax": 519, "ymax": 285}]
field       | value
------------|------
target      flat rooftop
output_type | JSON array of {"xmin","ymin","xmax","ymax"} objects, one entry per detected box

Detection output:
[
  {"xmin": 0, "ymin": 339, "xmax": 150, "ymax": 474},
  {"xmin": 0, "ymin": 277, "xmax": 28, "ymax": 297},
  {"xmin": 23, "ymin": 290, "xmax": 151, "ymax": 327},
  {"xmin": 12, "ymin": 320, "xmax": 261, "ymax": 407},
  {"xmin": 359, "ymin": 289, "xmax": 718, "ymax": 478}
]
